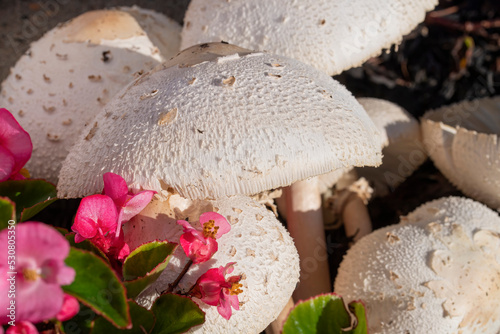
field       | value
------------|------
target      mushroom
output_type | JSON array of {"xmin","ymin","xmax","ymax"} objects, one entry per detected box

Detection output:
[
  {"xmin": 57, "ymin": 42, "xmax": 381, "ymax": 301},
  {"xmin": 180, "ymin": 0, "xmax": 438, "ymax": 75},
  {"xmin": 421, "ymin": 96, "xmax": 500, "ymax": 210},
  {"xmin": 355, "ymin": 97, "xmax": 427, "ymax": 196},
  {"xmin": 124, "ymin": 194, "xmax": 300, "ymax": 333},
  {"xmin": 0, "ymin": 7, "xmax": 181, "ymax": 183},
  {"xmin": 334, "ymin": 196, "xmax": 500, "ymax": 333}
]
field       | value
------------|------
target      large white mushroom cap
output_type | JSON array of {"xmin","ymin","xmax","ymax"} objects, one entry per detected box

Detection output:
[
  {"xmin": 0, "ymin": 7, "xmax": 181, "ymax": 183},
  {"xmin": 334, "ymin": 196, "xmax": 500, "ymax": 333},
  {"xmin": 57, "ymin": 43, "xmax": 381, "ymax": 200},
  {"xmin": 125, "ymin": 195, "xmax": 300, "ymax": 333},
  {"xmin": 180, "ymin": 0, "xmax": 437, "ymax": 75},
  {"xmin": 421, "ymin": 96, "xmax": 500, "ymax": 210}
]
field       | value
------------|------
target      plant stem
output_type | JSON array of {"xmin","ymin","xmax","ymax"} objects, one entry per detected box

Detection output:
[{"xmin": 164, "ymin": 259, "xmax": 193, "ymax": 294}]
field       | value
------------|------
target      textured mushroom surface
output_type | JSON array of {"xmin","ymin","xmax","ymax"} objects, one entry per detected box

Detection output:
[
  {"xmin": 421, "ymin": 96, "xmax": 500, "ymax": 209},
  {"xmin": 318, "ymin": 98, "xmax": 426, "ymax": 194},
  {"xmin": 57, "ymin": 43, "xmax": 381, "ymax": 199},
  {"xmin": 334, "ymin": 196, "xmax": 500, "ymax": 334},
  {"xmin": 181, "ymin": 0, "xmax": 437, "ymax": 75},
  {"xmin": 0, "ymin": 7, "xmax": 181, "ymax": 182},
  {"xmin": 124, "ymin": 195, "xmax": 300, "ymax": 333},
  {"xmin": 355, "ymin": 98, "xmax": 426, "ymax": 196}
]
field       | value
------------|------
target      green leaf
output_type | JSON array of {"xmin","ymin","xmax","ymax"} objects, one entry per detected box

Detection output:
[
  {"xmin": 349, "ymin": 301, "xmax": 368, "ymax": 334},
  {"xmin": 316, "ymin": 298, "xmax": 351, "ymax": 333},
  {"xmin": 66, "ymin": 233, "xmax": 110, "ymax": 264},
  {"xmin": 92, "ymin": 300, "xmax": 155, "ymax": 334},
  {"xmin": 0, "ymin": 197, "xmax": 15, "ymax": 230},
  {"xmin": 20, "ymin": 197, "xmax": 58, "ymax": 221},
  {"xmin": 0, "ymin": 179, "xmax": 56, "ymax": 220},
  {"xmin": 124, "ymin": 272, "xmax": 162, "ymax": 300},
  {"xmin": 150, "ymin": 294, "xmax": 204, "ymax": 334},
  {"xmin": 282, "ymin": 293, "xmax": 367, "ymax": 334},
  {"xmin": 63, "ymin": 304, "xmax": 95, "ymax": 334},
  {"xmin": 123, "ymin": 240, "xmax": 177, "ymax": 281},
  {"xmin": 63, "ymin": 248, "xmax": 130, "ymax": 329}
]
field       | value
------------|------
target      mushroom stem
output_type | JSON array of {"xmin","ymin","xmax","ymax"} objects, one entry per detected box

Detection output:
[
  {"xmin": 265, "ymin": 297, "xmax": 295, "ymax": 334},
  {"xmin": 284, "ymin": 177, "xmax": 331, "ymax": 301},
  {"xmin": 343, "ymin": 194, "xmax": 372, "ymax": 243}
]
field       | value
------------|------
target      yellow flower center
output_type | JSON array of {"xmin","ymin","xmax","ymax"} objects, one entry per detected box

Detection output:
[
  {"xmin": 22, "ymin": 268, "xmax": 40, "ymax": 281},
  {"xmin": 230, "ymin": 282, "xmax": 243, "ymax": 296},
  {"xmin": 203, "ymin": 220, "xmax": 219, "ymax": 239}
]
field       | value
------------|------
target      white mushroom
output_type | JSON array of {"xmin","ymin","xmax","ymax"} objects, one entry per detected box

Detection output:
[
  {"xmin": 334, "ymin": 196, "xmax": 500, "ymax": 333},
  {"xmin": 0, "ymin": 7, "xmax": 181, "ymax": 183},
  {"xmin": 181, "ymin": 0, "xmax": 438, "ymax": 75},
  {"xmin": 421, "ymin": 96, "xmax": 500, "ymax": 210},
  {"xmin": 57, "ymin": 42, "xmax": 381, "ymax": 301},
  {"xmin": 320, "ymin": 98, "xmax": 426, "ymax": 243},
  {"xmin": 125, "ymin": 194, "xmax": 299, "ymax": 333},
  {"xmin": 356, "ymin": 97, "xmax": 427, "ymax": 196}
]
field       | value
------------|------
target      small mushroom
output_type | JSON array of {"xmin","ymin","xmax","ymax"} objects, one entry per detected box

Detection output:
[
  {"xmin": 334, "ymin": 196, "xmax": 500, "ymax": 333},
  {"xmin": 421, "ymin": 96, "xmax": 500, "ymax": 210},
  {"xmin": 181, "ymin": 0, "xmax": 438, "ymax": 75},
  {"xmin": 0, "ymin": 7, "xmax": 181, "ymax": 183},
  {"xmin": 124, "ymin": 194, "xmax": 299, "ymax": 333}
]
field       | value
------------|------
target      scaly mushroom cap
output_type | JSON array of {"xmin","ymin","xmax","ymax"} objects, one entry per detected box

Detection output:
[
  {"xmin": 125, "ymin": 195, "xmax": 300, "ymax": 333},
  {"xmin": 57, "ymin": 42, "xmax": 381, "ymax": 199},
  {"xmin": 180, "ymin": 0, "xmax": 437, "ymax": 75},
  {"xmin": 334, "ymin": 196, "xmax": 500, "ymax": 334},
  {"xmin": 421, "ymin": 96, "xmax": 500, "ymax": 209},
  {"xmin": 0, "ymin": 7, "xmax": 181, "ymax": 183},
  {"xmin": 355, "ymin": 98, "xmax": 426, "ymax": 195}
]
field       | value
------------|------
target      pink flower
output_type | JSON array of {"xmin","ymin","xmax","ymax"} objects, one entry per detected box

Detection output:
[
  {"xmin": 5, "ymin": 321, "xmax": 38, "ymax": 334},
  {"xmin": 72, "ymin": 194, "xmax": 118, "ymax": 254},
  {"xmin": 177, "ymin": 212, "xmax": 231, "ymax": 264},
  {"xmin": 192, "ymin": 263, "xmax": 243, "ymax": 320},
  {"xmin": 102, "ymin": 172, "xmax": 155, "ymax": 237},
  {"xmin": 0, "ymin": 222, "xmax": 75, "ymax": 324},
  {"xmin": 56, "ymin": 294, "xmax": 80, "ymax": 322},
  {"xmin": 0, "ymin": 108, "xmax": 32, "ymax": 182}
]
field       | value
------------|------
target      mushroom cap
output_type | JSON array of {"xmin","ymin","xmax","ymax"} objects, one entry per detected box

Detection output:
[
  {"xmin": 334, "ymin": 196, "xmax": 500, "ymax": 334},
  {"xmin": 0, "ymin": 7, "xmax": 181, "ymax": 183},
  {"xmin": 421, "ymin": 96, "xmax": 500, "ymax": 209},
  {"xmin": 57, "ymin": 43, "xmax": 381, "ymax": 199},
  {"xmin": 318, "ymin": 98, "xmax": 426, "ymax": 194},
  {"xmin": 125, "ymin": 194, "xmax": 300, "ymax": 333},
  {"xmin": 180, "ymin": 0, "xmax": 437, "ymax": 75},
  {"xmin": 355, "ymin": 98, "xmax": 426, "ymax": 195}
]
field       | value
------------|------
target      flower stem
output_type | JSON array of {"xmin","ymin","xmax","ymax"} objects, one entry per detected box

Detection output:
[{"xmin": 164, "ymin": 260, "xmax": 193, "ymax": 293}]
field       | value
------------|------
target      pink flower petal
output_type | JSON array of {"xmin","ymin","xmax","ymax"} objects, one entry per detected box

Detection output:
[
  {"xmin": 6, "ymin": 321, "xmax": 38, "ymax": 334},
  {"xmin": 103, "ymin": 172, "xmax": 128, "ymax": 207},
  {"xmin": 0, "ymin": 223, "xmax": 74, "ymax": 325},
  {"xmin": 0, "ymin": 109, "xmax": 32, "ymax": 178},
  {"xmin": 200, "ymin": 212, "xmax": 231, "ymax": 238},
  {"xmin": 0, "ymin": 145, "xmax": 15, "ymax": 182},
  {"xmin": 15, "ymin": 222, "xmax": 70, "ymax": 265},
  {"xmin": 120, "ymin": 191, "xmax": 155, "ymax": 223},
  {"xmin": 177, "ymin": 220, "xmax": 206, "ymax": 243},
  {"xmin": 17, "ymin": 278, "xmax": 65, "ymax": 324},
  {"xmin": 217, "ymin": 293, "xmax": 233, "ymax": 320},
  {"xmin": 56, "ymin": 294, "xmax": 80, "ymax": 322},
  {"xmin": 73, "ymin": 195, "xmax": 117, "ymax": 239}
]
